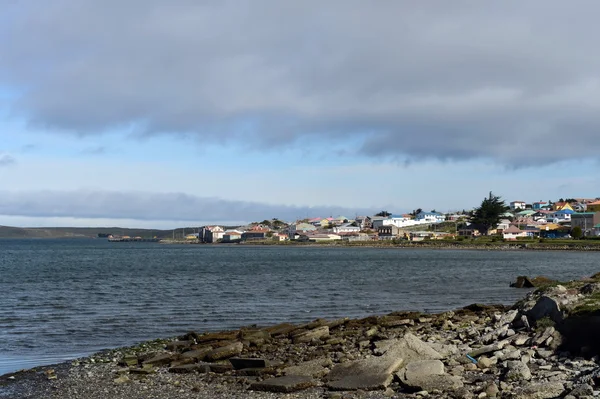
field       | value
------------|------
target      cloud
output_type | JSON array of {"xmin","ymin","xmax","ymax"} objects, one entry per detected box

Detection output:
[
  {"xmin": 0, "ymin": 190, "xmax": 373, "ymax": 223},
  {"xmin": 0, "ymin": 153, "xmax": 16, "ymax": 166},
  {"xmin": 81, "ymin": 146, "xmax": 108, "ymax": 155},
  {"xmin": 2, "ymin": 1, "xmax": 600, "ymax": 165}
]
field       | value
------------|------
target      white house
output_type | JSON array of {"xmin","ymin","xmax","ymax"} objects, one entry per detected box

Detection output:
[
  {"xmin": 502, "ymin": 225, "xmax": 528, "ymax": 240},
  {"xmin": 414, "ymin": 212, "xmax": 446, "ymax": 223},
  {"xmin": 332, "ymin": 223, "xmax": 361, "ymax": 233},
  {"xmin": 510, "ymin": 201, "xmax": 527, "ymax": 210}
]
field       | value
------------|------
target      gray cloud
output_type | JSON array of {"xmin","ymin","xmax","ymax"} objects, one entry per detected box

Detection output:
[
  {"xmin": 81, "ymin": 146, "xmax": 108, "ymax": 155},
  {"xmin": 0, "ymin": 190, "xmax": 373, "ymax": 223},
  {"xmin": 2, "ymin": 1, "xmax": 600, "ymax": 165},
  {"xmin": 0, "ymin": 153, "xmax": 16, "ymax": 166}
]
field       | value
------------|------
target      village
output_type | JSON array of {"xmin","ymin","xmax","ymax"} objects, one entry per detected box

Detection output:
[{"xmin": 188, "ymin": 198, "xmax": 600, "ymax": 244}]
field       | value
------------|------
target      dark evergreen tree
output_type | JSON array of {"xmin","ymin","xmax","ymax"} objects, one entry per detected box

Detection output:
[
  {"xmin": 375, "ymin": 211, "xmax": 391, "ymax": 217},
  {"xmin": 471, "ymin": 192, "xmax": 510, "ymax": 235}
]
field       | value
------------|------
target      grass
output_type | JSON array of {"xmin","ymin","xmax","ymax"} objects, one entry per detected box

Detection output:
[{"xmin": 570, "ymin": 291, "xmax": 600, "ymax": 316}]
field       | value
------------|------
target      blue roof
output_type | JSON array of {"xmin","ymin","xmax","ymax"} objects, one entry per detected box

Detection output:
[
  {"xmin": 417, "ymin": 211, "xmax": 443, "ymax": 216},
  {"xmin": 555, "ymin": 209, "xmax": 575, "ymax": 215}
]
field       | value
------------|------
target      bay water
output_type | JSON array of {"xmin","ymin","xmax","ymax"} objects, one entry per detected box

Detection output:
[{"xmin": 1, "ymin": 239, "xmax": 598, "ymax": 375}]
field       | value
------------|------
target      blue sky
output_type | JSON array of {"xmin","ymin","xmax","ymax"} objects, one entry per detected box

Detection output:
[{"xmin": 2, "ymin": 1, "xmax": 600, "ymax": 228}]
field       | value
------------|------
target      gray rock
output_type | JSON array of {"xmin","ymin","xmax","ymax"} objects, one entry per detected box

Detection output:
[
  {"xmin": 250, "ymin": 375, "xmax": 316, "ymax": 393},
  {"xmin": 283, "ymin": 357, "xmax": 333, "ymax": 378},
  {"xmin": 485, "ymin": 382, "xmax": 499, "ymax": 397},
  {"xmin": 292, "ymin": 326, "xmax": 330, "ymax": 343},
  {"xmin": 375, "ymin": 333, "xmax": 443, "ymax": 363},
  {"xmin": 327, "ymin": 351, "xmax": 404, "ymax": 391},
  {"xmin": 516, "ymin": 381, "xmax": 565, "ymax": 399},
  {"xmin": 568, "ymin": 383, "xmax": 593, "ymax": 397},
  {"xmin": 398, "ymin": 373, "xmax": 464, "ymax": 392},
  {"xmin": 205, "ymin": 342, "xmax": 243, "ymax": 361},
  {"xmin": 505, "ymin": 360, "xmax": 531, "ymax": 381},
  {"xmin": 527, "ymin": 296, "xmax": 563, "ymax": 324},
  {"xmin": 468, "ymin": 341, "xmax": 506, "ymax": 358},
  {"xmin": 398, "ymin": 360, "xmax": 445, "ymax": 383}
]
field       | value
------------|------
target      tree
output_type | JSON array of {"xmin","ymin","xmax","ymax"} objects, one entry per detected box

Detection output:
[
  {"xmin": 375, "ymin": 211, "xmax": 391, "ymax": 217},
  {"xmin": 471, "ymin": 192, "xmax": 510, "ymax": 235},
  {"xmin": 571, "ymin": 226, "xmax": 583, "ymax": 239}
]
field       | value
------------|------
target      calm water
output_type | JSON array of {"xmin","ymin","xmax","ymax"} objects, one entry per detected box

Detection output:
[{"xmin": 1, "ymin": 239, "xmax": 599, "ymax": 375}]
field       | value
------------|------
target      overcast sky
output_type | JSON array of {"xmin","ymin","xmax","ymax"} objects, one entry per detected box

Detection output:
[{"xmin": 2, "ymin": 1, "xmax": 600, "ymax": 228}]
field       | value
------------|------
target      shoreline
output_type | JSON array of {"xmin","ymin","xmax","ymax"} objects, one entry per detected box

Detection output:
[{"xmin": 3, "ymin": 274, "xmax": 600, "ymax": 398}]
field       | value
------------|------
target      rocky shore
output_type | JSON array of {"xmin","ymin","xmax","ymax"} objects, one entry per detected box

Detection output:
[{"xmin": 3, "ymin": 274, "xmax": 600, "ymax": 399}]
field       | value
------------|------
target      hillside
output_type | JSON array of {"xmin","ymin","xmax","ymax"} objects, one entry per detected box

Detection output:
[{"xmin": 0, "ymin": 226, "xmax": 174, "ymax": 239}]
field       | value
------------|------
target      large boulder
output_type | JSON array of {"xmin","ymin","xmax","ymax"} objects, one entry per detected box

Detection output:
[
  {"xmin": 511, "ymin": 276, "xmax": 556, "ymax": 288},
  {"xmin": 326, "ymin": 352, "xmax": 403, "ymax": 391}
]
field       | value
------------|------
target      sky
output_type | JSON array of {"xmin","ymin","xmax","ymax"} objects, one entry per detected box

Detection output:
[{"xmin": 2, "ymin": 1, "xmax": 600, "ymax": 228}]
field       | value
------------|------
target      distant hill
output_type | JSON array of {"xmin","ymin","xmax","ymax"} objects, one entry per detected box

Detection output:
[{"xmin": 0, "ymin": 226, "xmax": 175, "ymax": 239}]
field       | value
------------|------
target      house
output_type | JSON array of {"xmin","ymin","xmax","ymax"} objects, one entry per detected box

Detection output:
[
  {"xmin": 571, "ymin": 212, "xmax": 600, "ymax": 236},
  {"xmin": 550, "ymin": 209, "xmax": 574, "ymax": 223},
  {"xmin": 302, "ymin": 233, "xmax": 342, "ymax": 242},
  {"xmin": 377, "ymin": 225, "xmax": 405, "ymax": 240},
  {"xmin": 553, "ymin": 202, "xmax": 574, "ymax": 212},
  {"xmin": 222, "ymin": 230, "xmax": 243, "ymax": 242},
  {"xmin": 496, "ymin": 219, "xmax": 511, "ymax": 231},
  {"xmin": 272, "ymin": 233, "xmax": 289, "ymax": 241},
  {"xmin": 414, "ymin": 211, "xmax": 446, "ymax": 223},
  {"xmin": 539, "ymin": 224, "xmax": 571, "ymax": 239},
  {"xmin": 532, "ymin": 201, "xmax": 548, "ymax": 210},
  {"xmin": 288, "ymin": 222, "xmax": 317, "ymax": 238},
  {"xmin": 586, "ymin": 200, "xmax": 600, "ymax": 213},
  {"xmin": 332, "ymin": 223, "xmax": 361, "ymax": 233},
  {"xmin": 242, "ymin": 229, "xmax": 269, "ymax": 241},
  {"xmin": 510, "ymin": 201, "xmax": 527, "ymax": 210},
  {"xmin": 371, "ymin": 216, "xmax": 389, "ymax": 229},
  {"xmin": 200, "ymin": 225, "xmax": 225, "ymax": 243},
  {"xmin": 502, "ymin": 225, "xmax": 528, "ymax": 240},
  {"xmin": 354, "ymin": 216, "xmax": 372, "ymax": 230}
]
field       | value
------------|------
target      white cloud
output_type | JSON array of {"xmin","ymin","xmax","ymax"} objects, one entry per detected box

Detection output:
[{"xmin": 2, "ymin": 1, "xmax": 600, "ymax": 165}]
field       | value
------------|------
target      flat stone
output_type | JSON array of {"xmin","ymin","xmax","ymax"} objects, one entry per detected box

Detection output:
[
  {"xmin": 374, "ymin": 333, "xmax": 442, "ymax": 363},
  {"xmin": 468, "ymin": 341, "xmax": 506, "ymax": 358},
  {"xmin": 181, "ymin": 347, "xmax": 213, "ymax": 361},
  {"xmin": 229, "ymin": 357, "xmax": 268, "ymax": 370},
  {"xmin": 398, "ymin": 373, "xmax": 464, "ymax": 392},
  {"xmin": 142, "ymin": 353, "xmax": 180, "ymax": 367},
  {"xmin": 196, "ymin": 331, "xmax": 239, "ymax": 343},
  {"xmin": 205, "ymin": 342, "xmax": 243, "ymax": 361},
  {"xmin": 515, "ymin": 381, "xmax": 564, "ymax": 399},
  {"xmin": 292, "ymin": 326, "xmax": 330, "ymax": 343},
  {"xmin": 263, "ymin": 323, "xmax": 299, "ymax": 336},
  {"xmin": 283, "ymin": 357, "xmax": 333, "ymax": 378},
  {"xmin": 250, "ymin": 375, "xmax": 315, "ymax": 393},
  {"xmin": 398, "ymin": 360, "xmax": 445, "ymax": 384},
  {"xmin": 327, "ymin": 351, "xmax": 404, "ymax": 391}
]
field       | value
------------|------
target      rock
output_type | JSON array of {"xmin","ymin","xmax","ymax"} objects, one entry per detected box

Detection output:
[
  {"xmin": 580, "ymin": 283, "xmax": 600, "ymax": 295},
  {"xmin": 250, "ymin": 375, "xmax": 315, "ymax": 393},
  {"xmin": 327, "ymin": 351, "xmax": 404, "ymax": 391},
  {"xmin": 515, "ymin": 381, "xmax": 564, "ymax": 399},
  {"xmin": 263, "ymin": 323, "xmax": 299, "ymax": 336},
  {"xmin": 292, "ymin": 326, "xmax": 329, "ymax": 343},
  {"xmin": 568, "ymin": 383, "xmax": 593, "ymax": 397},
  {"xmin": 205, "ymin": 342, "xmax": 243, "ymax": 361},
  {"xmin": 196, "ymin": 331, "xmax": 239, "ymax": 343},
  {"xmin": 533, "ymin": 326, "xmax": 555, "ymax": 346},
  {"xmin": 228, "ymin": 357, "xmax": 268, "ymax": 370},
  {"xmin": 485, "ymin": 382, "xmax": 499, "ymax": 397},
  {"xmin": 477, "ymin": 356, "xmax": 493, "ymax": 369},
  {"xmin": 283, "ymin": 357, "xmax": 333, "ymax": 378},
  {"xmin": 505, "ymin": 360, "xmax": 531, "ymax": 381},
  {"xmin": 165, "ymin": 340, "xmax": 193, "ymax": 351},
  {"xmin": 113, "ymin": 375, "xmax": 130, "ymax": 384},
  {"xmin": 374, "ymin": 333, "xmax": 442, "ymax": 363},
  {"xmin": 142, "ymin": 353, "xmax": 179, "ymax": 367},
  {"xmin": 120, "ymin": 354, "xmax": 138, "ymax": 367},
  {"xmin": 397, "ymin": 360, "xmax": 445, "ymax": 387},
  {"xmin": 527, "ymin": 296, "xmax": 563, "ymax": 324},
  {"xmin": 398, "ymin": 373, "xmax": 464, "ymax": 392},
  {"xmin": 468, "ymin": 341, "xmax": 506, "ymax": 358},
  {"xmin": 181, "ymin": 347, "xmax": 213, "ymax": 361},
  {"xmin": 511, "ymin": 276, "xmax": 556, "ymax": 288}
]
